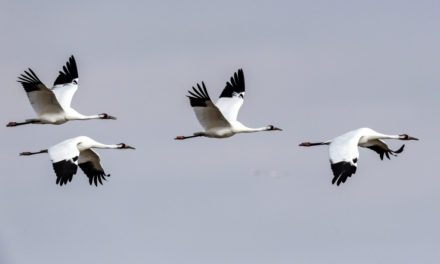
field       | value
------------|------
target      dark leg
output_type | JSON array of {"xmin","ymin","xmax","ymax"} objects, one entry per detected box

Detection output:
[
  {"xmin": 7, "ymin": 120, "xmax": 41, "ymax": 127},
  {"xmin": 299, "ymin": 142, "xmax": 328, "ymax": 147},
  {"xmin": 175, "ymin": 135, "xmax": 203, "ymax": 140},
  {"xmin": 20, "ymin": 149, "xmax": 48, "ymax": 156}
]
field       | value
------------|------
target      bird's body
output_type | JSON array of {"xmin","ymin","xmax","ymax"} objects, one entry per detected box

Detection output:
[
  {"xmin": 299, "ymin": 127, "xmax": 418, "ymax": 185},
  {"xmin": 175, "ymin": 69, "xmax": 281, "ymax": 140},
  {"xmin": 7, "ymin": 56, "xmax": 116, "ymax": 127},
  {"xmin": 20, "ymin": 136, "xmax": 134, "ymax": 186}
]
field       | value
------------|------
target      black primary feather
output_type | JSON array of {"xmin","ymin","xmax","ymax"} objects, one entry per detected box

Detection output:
[
  {"xmin": 330, "ymin": 161, "xmax": 357, "ymax": 186},
  {"xmin": 219, "ymin": 69, "xmax": 245, "ymax": 98},
  {"xmin": 17, "ymin": 68, "xmax": 45, "ymax": 92},
  {"xmin": 187, "ymin": 82, "xmax": 211, "ymax": 107},
  {"xmin": 53, "ymin": 55, "xmax": 78, "ymax": 85},
  {"xmin": 79, "ymin": 162, "xmax": 110, "ymax": 187},
  {"xmin": 52, "ymin": 158, "xmax": 78, "ymax": 186},
  {"xmin": 367, "ymin": 144, "xmax": 405, "ymax": 160}
]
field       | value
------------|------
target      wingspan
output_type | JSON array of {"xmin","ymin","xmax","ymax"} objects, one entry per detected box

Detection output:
[
  {"xmin": 216, "ymin": 69, "xmax": 245, "ymax": 122},
  {"xmin": 17, "ymin": 69, "xmax": 65, "ymax": 116},
  {"xmin": 187, "ymin": 82, "xmax": 230, "ymax": 131},
  {"xmin": 79, "ymin": 149, "xmax": 109, "ymax": 186},
  {"xmin": 51, "ymin": 55, "xmax": 79, "ymax": 109},
  {"xmin": 363, "ymin": 139, "xmax": 405, "ymax": 160},
  {"xmin": 328, "ymin": 131, "xmax": 362, "ymax": 185}
]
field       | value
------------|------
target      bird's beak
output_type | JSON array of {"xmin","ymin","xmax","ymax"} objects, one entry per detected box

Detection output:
[
  {"xmin": 125, "ymin": 145, "xmax": 135, "ymax": 149},
  {"xmin": 273, "ymin": 127, "xmax": 282, "ymax": 131},
  {"xmin": 408, "ymin": 136, "xmax": 419, "ymax": 140},
  {"xmin": 107, "ymin": 115, "xmax": 117, "ymax": 120}
]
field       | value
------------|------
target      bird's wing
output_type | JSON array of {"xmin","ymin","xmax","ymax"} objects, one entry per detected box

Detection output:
[
  {"xmin": 51, "ymin": 55, "xmax": 79, "ymax": 109},
  {"xmin": 17, "ymin": 69, "xmax": 65, "ymax": 116},
  {"xmin": 363, "ymin": 139, "xmax": 405, "ymax": 160},
  {"xmin": 48, "ymin": 139, "xmax": 80, "ymax": 186},
  {"xmin": 215, "ymin": 69, "xmax": 245, "ymax": 122},
  {"xmin": 328, "ymin": 132, "xmax": 362, "ymax": 185},
  {"xmin": 187, "ymin": 82, "xmax": 231, "ymax": 130},
  {"xmin": 78, "ymin": 149, "xmax": 109, "ymax": 186}
]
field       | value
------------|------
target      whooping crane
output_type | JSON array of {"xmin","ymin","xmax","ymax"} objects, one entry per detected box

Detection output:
[
  {"xmin": 175, "ymin": 69, "xmax": 281, "ymax": 140},
  {"xmin": 7, "ymin": 56, "xmax": 116, "ymax": 127},
  {"xmin": 299, "ymin": 128, "xmax": 418, "ymax": 185},
  {"xmin": 20, "ymin": 136, "xmax": 135, "ymax": 186}
]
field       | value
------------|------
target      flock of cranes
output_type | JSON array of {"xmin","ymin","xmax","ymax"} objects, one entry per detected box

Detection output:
[{"xmin": 8, "ymin": 56, "xmax": 418, "ymax": 187}]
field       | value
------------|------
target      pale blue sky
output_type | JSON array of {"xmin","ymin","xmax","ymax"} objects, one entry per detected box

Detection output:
[{"xmin": 0, "ymin": 1, "xmax": 439, "ymax": 263}]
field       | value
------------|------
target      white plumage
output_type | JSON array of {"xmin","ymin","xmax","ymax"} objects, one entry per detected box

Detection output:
[
  {"xmin": 7, "ymin": 56, "xmax": 116, "ymax": 127},
  {"xmin": 20, "ymin": 136, "xmax": 135, "ymax": 186},
  {"xmin": 299, "ymin": 128, "xmax": 418, "ymax": 185},
  {"xmin": 175, "ymin": 69, "xmax": 281, "ymax": 140}
]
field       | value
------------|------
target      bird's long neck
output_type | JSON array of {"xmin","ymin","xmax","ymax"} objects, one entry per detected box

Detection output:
[
  {"xmin": 75, "ymin": 114, "xmax": 101, "ymax": 120},
  {"xmin": 368, "ymin": 133, "xmax": 400, "ymax": 140},
  {"xmin": 20, "ymin": 149, "xmax": 48, "ymax": 156},
  {"xmin": 65, "ymin": 109, "xmax": 102, "ymax": 120},
  {"xmin": 90, "ymin": 143, "xmax": 119, "ymax": 149},
  {"xmin": 235, "ymin": 125, "xmax": 269, "ymax": 133}
]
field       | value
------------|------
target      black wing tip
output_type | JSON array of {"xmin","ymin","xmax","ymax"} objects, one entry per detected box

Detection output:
[
  {"xmin": 87, "ymin": 173, "xmax": 110, "ymax": 187},
  {"xmin": 17, "ymin": 68, "xmax": 43, "ymax": 92},
  {"xmin": 79, "ymin": 162, "xmax": 109, "ymax": 187},
  {"xmin": 219, "ymin": 68, "xmax": 245, "ymax": 98},
  {"xmin": 187, "ymin": 82, "xmax": 211, "ymax": 107},
  {"xmin": 331, "ymin": 161, "xmax": 357, "ymax": 186},
  {"xmin": 53, "ymin": 55, "xmax": 78, "ymax": 85},
  {"xmin": 53, "ymin": 158, "xmax": 78, "ymax": 186},
  {"xmin": 394, "ymin": 144, "xmax": 405, "ymax": 154}
]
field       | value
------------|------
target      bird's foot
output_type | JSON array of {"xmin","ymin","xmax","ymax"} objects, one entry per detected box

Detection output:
[
  {"xmin": 175, "ymin": 136, "xmax": 185, "ymax": 140},
  {"xmin": 6, "ymin": 122, "xmax": 17, "ymax": 127},
  {"xmin": 19, "ymin": 152, "xmax": 32, "ymax": 156}
]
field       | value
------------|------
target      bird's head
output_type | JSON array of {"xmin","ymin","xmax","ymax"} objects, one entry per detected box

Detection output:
[
  {"xmin": 266, "ymin": 125, "xmax": 282, "ymax": 131},
  {"xmin": 99, "ymin": 113, "xmax": 117, "ymax": 120},
  {"xmin": 117, "ymin": 143, "xmax": 136, "ymax": 149},
  {"xmin": 399, "ymin": 134, "xmax": 419, "ymax": 140}
]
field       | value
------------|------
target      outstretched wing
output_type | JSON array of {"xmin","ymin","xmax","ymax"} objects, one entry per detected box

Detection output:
[
  {"xmin": 51, "ymin": 55, "xmax": 79, "ymax": 109},
  {"xmin": 17, "ymin": 69, "xmax": 65, "ymax": 116},
  {"xmin": 328, "ymin": 131, "xmax": 362, "ymax": 185},
  {"xmin": 216, "ymin": 69, "xmax": 245, "ymax": 122},
  {"xmin": 79, "ymin": 149, "xmax": 109, "ymax": 186},
  {"xmin": 187, "ymin": 82, "xmax": 230, "ymax": 131},
  {"xmin": 364, "ymin": 139, "xmax": 405, "ymax": 160},
  {"xmin": 48, "ymin": 139, "xmax": 80, "ymax": 186}
]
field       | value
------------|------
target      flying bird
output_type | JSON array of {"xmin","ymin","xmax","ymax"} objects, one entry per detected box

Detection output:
[
  {"xmin": 299, "ymin": 127, "xmax": 418, "ymax": 185},
  {"xmin": 20, "ymin": 136, "xmax": 135, "ymax": 186},
  {"xmin": 175, "ymin": 69, "xmax": 281, "ymax": 140},
  {"xmin": 7, "ymin": 55, "xmax": 116, "ymax": 127}
]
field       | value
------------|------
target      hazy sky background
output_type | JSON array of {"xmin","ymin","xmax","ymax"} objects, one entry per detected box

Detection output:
[{"xmin": 0, "ymin": 0, "xmax": 439, "ymax": 263}]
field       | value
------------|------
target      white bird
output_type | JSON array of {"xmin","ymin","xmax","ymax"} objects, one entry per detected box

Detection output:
[
  {"xmin": 7, "ymin": 55, "xmax": 116, "ymax": 127},
  {"xmin": 175, "ymin": 69, "xmax": 281, "ymax": 140},
  {"xmin": 299, "ymin": 127, "xmax": 418, "ymax": 185},
  {"xmin": 19, "ymin": 136, "xmax": 135, "ymax": 186}
]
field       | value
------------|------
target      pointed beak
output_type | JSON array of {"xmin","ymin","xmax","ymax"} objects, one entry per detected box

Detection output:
[
  {"xmin": 125, "ymin": 145, "xmax": 136, "ymax": 149},
  {"xmin": 107, "ymin": 115, "xmax": 117, "ymax": 120},
  {"xmin": 273, "ymin": 127, "xmax": 282, "ymax": 131},
  {"xmin": 408, "ymin": 136, "xmax": 419, "ymax": 140}
]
